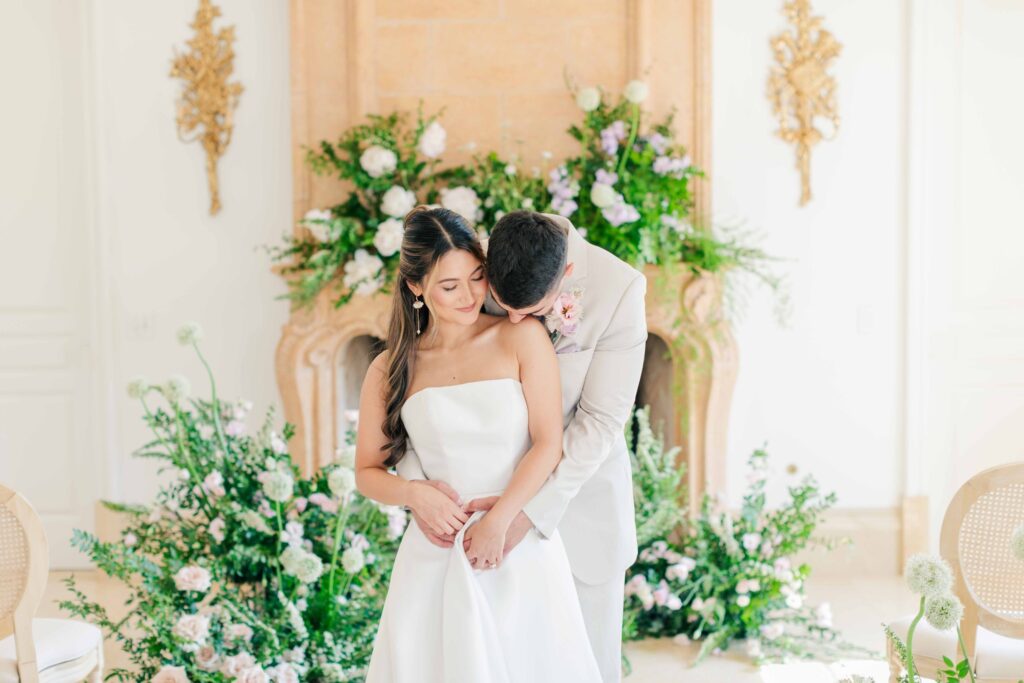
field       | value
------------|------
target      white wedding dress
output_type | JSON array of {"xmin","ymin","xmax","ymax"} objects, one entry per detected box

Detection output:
[{"xmin": 365, "ymin": 378, "xmax": 602, "ymax": 682}]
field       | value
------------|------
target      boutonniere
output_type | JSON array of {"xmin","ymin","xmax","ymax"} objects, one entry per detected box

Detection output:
[{"xmin": 544, "ymin": 287, "xmax": 584, "ymax": 345}]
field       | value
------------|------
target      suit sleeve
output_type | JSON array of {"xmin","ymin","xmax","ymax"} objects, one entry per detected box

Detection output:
[{"xmin": 522, "ymin": 272, "xmax": 647, "ymax": 539}]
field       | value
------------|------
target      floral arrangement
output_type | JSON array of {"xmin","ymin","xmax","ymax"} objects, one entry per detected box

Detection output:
[
  {"xmin": 271, "ymin": 81, "xmax": 775, "ymax": 309},
  {"xmin": 622, "ymin": 407, "xmax": 857, "ymax": 667},
  {"xmin": 62, "ymin": 323, "xmax": 406, "ymax": 682}
]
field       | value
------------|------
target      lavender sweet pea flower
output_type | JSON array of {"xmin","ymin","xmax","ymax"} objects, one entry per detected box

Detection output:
[
  {"xmin": 595, "ymin": 169, "xmax": 618, "ymax": 186},
  {"xmin": 648, "ymin": 132, "xmax": 669, "ymax": 155}
]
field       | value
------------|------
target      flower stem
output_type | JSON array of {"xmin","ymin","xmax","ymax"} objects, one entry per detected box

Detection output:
[
  {"xmin": 192, "ymin": 341, "xmax": 230, "ymax": 455},
  {"xmin": 904, "ymin": 596, "xmax": 925, "ymax": 681},
  {"xmin": 275, "ymin": 502, "xmax": 285, "ymax": 590},
  {"xmin": 956, "ymin": 625, "xmax": 977, "ymax": 683},
  {"xmin": 616, "ymin": 104, "xmax": 641, "ymax": 178},
  {"xmin": 327, "ymin": 500, "xmax": 353, "ymax": 594}
]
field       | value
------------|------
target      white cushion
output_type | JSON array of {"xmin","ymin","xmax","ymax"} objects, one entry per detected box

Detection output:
[
  {"xmin": 0, "ymin": 618, "xmax": 101, "ymax": 682},
  {"xmin": 889, "ymin": 615, "xmax": 1024, "ymax": 679}
]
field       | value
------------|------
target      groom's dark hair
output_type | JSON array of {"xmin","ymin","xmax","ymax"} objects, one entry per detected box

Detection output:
[{"xmin": 486, "ymin": 211, "xmax": 568, "ymax": 309}]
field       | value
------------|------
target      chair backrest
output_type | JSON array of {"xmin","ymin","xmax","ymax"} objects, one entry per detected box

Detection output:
[
  {"xmin": 940, "ymin": 462, "xmax": 1024, "ymax": 651},
  {"xmin": 0, "ymin": 483, "xmax": 49, "ymax": 682}
]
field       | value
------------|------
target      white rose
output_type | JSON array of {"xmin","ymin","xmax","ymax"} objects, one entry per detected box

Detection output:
[
  {"xmin": 440, "ymin": 186, "xmax": 481, "ymax": 224},
  {"xmin": 173, "ymin": 614, "xmax": 210, "ymax": 643},
  {"xmin": 380, "ymin": 186, "xmax": 417, "ymax": 218},
  {"xmin": 301, "ymin": 208, "xmax": 333, "ymax": 243},
  {"xmin": 590, "ymin": 183, "xmax": 617, "ymax": 208},
  {"xmin": 195, "ymin": 645, "xmax": 220, "ymax": 672},
  {"xmin": 341, "ymin": 546, "xmax": 366, "ymax": 574},
  {"xmin": 359, "ymin": 145, "xmax": 397, "ymax": 178},
  {"xmin": 342, "ymin": 249, "xmax": 384, "ymax": 296},
  {"xmin": 328, "ymin": 467, "xmax": 356, "ymax": 499},
  {"xmin": 624, "ymin": 79, "xmax": 649, "ymax": 104},
  {"xmin": 235, "ymin": 666, "xmax": 268, "ymax": 683},
  {"xmin": 373, "ymin": 218, "xmax": 405, "ymax": 257},
  {"xmin": 152, "ymin": 665, "xmax": 190, "ymax": 683},
  {"xmin": 221, "ymin": 653, "xmax": 256, "ymax": 677},
  {"xmin": 576, "ymin": 86, "xmax": 601, "ymax": 112},
  {"xmin": 266, "ymin": 663, "xmax": 299, "ymax": 683},
  {"xmin": 227, "ymin": 624, "xmax": 254, "ymax": 643},
  {"xmin": 418, "ymin": 121, "xmax": 447, "ymax": 158},
  {"xmin": 174, "ymin": 566, "xmax": 211, "ymax": 593}
]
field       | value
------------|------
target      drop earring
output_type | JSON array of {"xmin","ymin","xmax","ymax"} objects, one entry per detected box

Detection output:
[{"xmin": 412, "ymin": 295, "xmax": 424, "ymax": 335}]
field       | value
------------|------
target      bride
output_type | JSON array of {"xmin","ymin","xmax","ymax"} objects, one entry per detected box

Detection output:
[{"xmin": 354, "ymin": 206, "xmax": 602, "ymax": 682}]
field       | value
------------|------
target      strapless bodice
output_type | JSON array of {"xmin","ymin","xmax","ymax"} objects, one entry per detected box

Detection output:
[{"xmin": 400, "ymin": 378, "xmax": 530, "ymax": 499}]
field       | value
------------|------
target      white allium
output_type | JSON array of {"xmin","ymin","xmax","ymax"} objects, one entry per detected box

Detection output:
[
  {"xmin": 418, "ymin": 120, "xmax": 447, "ymax": 158},
  {"xmin": 359, "ymin": 145, "xmax": 398, "ymax": 178},
  {"xmin": 127, "ymin": 376, "xmax": 150, "ymax": 399},
  {"xmin": 440, "ymin": 186, "xmax": 481, "ymax": 224},
  {"xmin": 576, "ymin": 86, "xmax": 601, "ymax": 112},
  {"xmin": 924, "ymin": 592, "xmax": 964, "ymax": 631},
  {"xmin": 163, "ymin": 375, "xmax": 191, "ymax": 403},
  {"xmin": 177, "ymin": 322, "xmax": 203, "ymax": 346},
  {"xmin": 328, "ymin": 467, "xmax": 356, "ymax": 499},
  {"xmin": 280, "ymin": 546, "xmax": 306, "ymax": 575},
  {"xmin": 172, "ymin": 614, "xmax": 210, "ymax": 643},
  {"xmin": 342, "ymin": 249, "xmax": 384, "ymax": 296},
  {"xmin": 590, "ymin": 182, "xmax": 617, "ymax": 208},
  {"xmin": 1012, "ymin": 523, "xmax": 1024, "ymax": 560},
  {"xmin": 624, "ymin": 79, "xmax": 649, "ymax": 104},
  {"xmin": 261, "ymin": 470, "xmax": 294, "ymax": 503},
  {"xmin": 335, "ymin": 444, "xmax": 356, "ymax": 469},
  {"xmin": 341, "ymin": 546, "xmax": 366, "ymax": 574},
  {"xmin": 373, "ymin": 218, "xmax": 405, "ymax": 258},
  {"xmin": 906, "ymin": 553, "xmax": 954, "ymax": 597},
  {"xmin": 380, "ymin": 186, "xmax": 417, "ymax": 218},
  {"xmin": 291, "ymin": 551, "xmax": 323, "ymax": 584}
]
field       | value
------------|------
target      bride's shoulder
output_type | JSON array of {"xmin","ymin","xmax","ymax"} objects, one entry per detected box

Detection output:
[
  {"xmin": 367, "ymin": 350, "xmax": 389, "ymax": 377},
  {"xmin": 496, "ymin": 316, "xmax": 550, "ymax": 349}
]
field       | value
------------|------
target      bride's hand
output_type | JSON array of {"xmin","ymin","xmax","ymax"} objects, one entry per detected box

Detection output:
[
  {"xmin": 406, "ymin": 480, "xmax": 469, "ymax": 538},
  {"xmin": 464, "ymin": 514, "xmax": 508, "ymax": 570}
]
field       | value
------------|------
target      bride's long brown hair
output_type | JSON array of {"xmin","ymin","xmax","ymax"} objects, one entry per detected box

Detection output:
[{"xmin": 381, "ymin": 206, "xmax": 485, "ymax": 467}]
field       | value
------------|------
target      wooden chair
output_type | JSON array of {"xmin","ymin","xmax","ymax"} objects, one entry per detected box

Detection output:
[
  {"xmin": 887, "ymin": 463, "xmax": 1024, "ymax": 682},
  {"xmin": 0, "ymin": 484, "xmax": 102, "ymax": 682}
]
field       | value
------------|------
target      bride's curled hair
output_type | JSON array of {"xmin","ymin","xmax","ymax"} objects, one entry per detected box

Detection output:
[{"xmin": 381, "ymin": 206, "xmax": 485, "ymax": 467}]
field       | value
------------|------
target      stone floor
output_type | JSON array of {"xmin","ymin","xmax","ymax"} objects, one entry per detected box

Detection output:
[{"xmin": 41, "ymin": 572, "xmax": 916, "ymax": 681}]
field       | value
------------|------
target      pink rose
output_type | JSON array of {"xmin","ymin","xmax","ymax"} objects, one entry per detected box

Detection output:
[
  {"xmin": 174, "ymin": 566, "xmax": 211, "ymax": 593},
  {"xmin": 234, "ymin": 667, "xmax": 268, "ymax": 683},
  {"xmin": 202, "ymin": 471, "xmax": 226, "ymax": 498},
  {"xmin": 209, "ymin": 517, "xmax": 226, "ymax": 544},
  {"xmin": 266, "ymin": 664, "xmax": 299, "ymax": 683},
  {"xmin": 221, "ymin": 653, "xmax": 255, "ymax": 677},
  {"xmin": 152, "ymin": 666, "xmax": 190, "ymax": 683},
  {"xmin": 172, "ymin": 614, "xmax": 210, "ymax": 643},
  {"xmin": 195, "ymin": 645, "xmax": 220, "ymax": 672},
  {"xmin": 294, "ymin": 497, "xmax": 308, "ymax": 513},
  {"xmin": 227, "ymin": 623, "xmax": 254, "ymax": 643},
  {"xmin": 308, "ymin": 492, "xmax": 339, "ymax": 514}
]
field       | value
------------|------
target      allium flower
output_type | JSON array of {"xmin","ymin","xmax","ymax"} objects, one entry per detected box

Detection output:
[
  {"xmin": 172, "ymin": 614, "xmax": 210, "ymax": 643},
  {"xmin": 359, "ymin": 145, "xmax": 398, "ymax": 178},
  {"xmin": 652, "ymin": 580, "xmax": 671, "ymax": 607},
  {"xmin": 341, "ymin": 546, "xmax": 366, "ymax": 574},
  {"xmin": 280, "ymin": 546, "xmax": 305, "ymax": 574},
  {"xmin": 418, "ymin": 120, "xmax": 447, "ymax": 158},
  {"xmin": 373, "ymin": 218, "xmax": 405, "ymax": 257},
  {"xmin": 292, "ymin": 552, "xmax": 323, "ymax": 583},
  {"xmin": 575, "ymin": 86, "xmax": 601, "ymax": 112},
  {"xmin": 504, "ymin": 164, "xmax": 517, "ymax": 176},
  {"xmin": 209, "ymin": 517, "xmax": 226, "ymax": 543},
  {"xmin": 177, "ymin": 322, "xmax": 203, "ymax": 346},
  {"xmin": 906, "ymin": 553, "xmax": 954, "ymax": 597},
  {"xmin": 342, "ymin": 249, "xmax": 385, "ymax": 296},
  {"xmin": 174, "ymin": 565, "xmax": 211, "ymax": 593},
  {"xmin": 925, "ymin": 592, "xmax": 965, "ymax": 631},
  {"xmin": 335, "ymin": 444, "xmax": 356, "ymax": 469},
  {"xmin": 127, "ymin": 377, "xmax": 150, "ymax": 399},
  {"xmin": 202, "ymin": 471, "xmax": 225, "ymax": 498},
  {"xmin": 152, "ymin": 665, "xmax": 191, "ymax": 683},
  {"xmin": 260, "ymin": 470, "xmax": 294, "ymax": 503},
  {"xmin": 590, "ymin": 182, "xmax": 617, "ymax": 209},
  {"xmin": 1012, "ymin": 523, "xmax": 1024, "ymax": 560},
  {"xmin": 624, "ymin": 79, "xmax": 649, "ymax": 104},
  {"xmin": 440, "ymin": 186, "xmax": 482, "ymax": 224},
  {"xmin": 328, "ymin": 467, "xmax": 356, "ymax": 499},
  {"xmin": 380, "ymin": 186, "xmax": 417, "ymax": 218}
]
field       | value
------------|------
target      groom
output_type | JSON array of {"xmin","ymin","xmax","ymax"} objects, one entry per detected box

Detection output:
[{"xmin": 397, "ymin": 211, "xmax": 646, "ymax": 682}]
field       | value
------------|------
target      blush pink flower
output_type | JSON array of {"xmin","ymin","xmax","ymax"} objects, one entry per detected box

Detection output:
[{"xmin": 308, "ymin": 493, "xmax": 339, "ymax": 514}]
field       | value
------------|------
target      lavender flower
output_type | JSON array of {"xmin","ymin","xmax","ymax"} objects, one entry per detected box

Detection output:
[{"xmin": 600, "ymin": 120, "xmax": 628, "ymax": 155}]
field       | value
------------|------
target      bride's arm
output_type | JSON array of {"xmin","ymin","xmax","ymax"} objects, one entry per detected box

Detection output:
[{"xmin": 354, "ymin": 354, "xmax": 469, "ymax": 536}]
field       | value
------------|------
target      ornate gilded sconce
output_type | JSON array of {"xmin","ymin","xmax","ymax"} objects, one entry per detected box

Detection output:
[
  {"xmin": 767, "ymin": 0, "xmax": 841, "ymax": 206},
  {"xmin": 170, "ymin": 0, "xmax": 243, "ymax": 215}
]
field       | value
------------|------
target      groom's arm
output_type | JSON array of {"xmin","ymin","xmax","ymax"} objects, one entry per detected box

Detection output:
[{"xmin": 522, "ymin": 272, "xmax": 647, "ymax": 539}]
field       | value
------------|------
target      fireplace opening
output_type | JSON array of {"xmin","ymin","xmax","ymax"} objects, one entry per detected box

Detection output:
[
  {"xmin": 635, "ymin": 334, "xmax": 678, "ymax": 451},
  {"xmin": 337, "ymin": 334, "xmax": 385, "ymax": 434}
]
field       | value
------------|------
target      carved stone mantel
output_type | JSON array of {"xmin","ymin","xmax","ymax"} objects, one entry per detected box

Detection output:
[{"xmin": 275, "ymin": 267, "xmax": 737, "ymax": 508}]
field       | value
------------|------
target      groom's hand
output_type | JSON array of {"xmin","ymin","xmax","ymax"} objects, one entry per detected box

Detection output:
[
  {"xmin": 411, "ymin": 480, "xmax": 461, "ymax": 549},
  {"xmin": 462, "ymin": 497, "xmax": 534, "ymax": 558}
]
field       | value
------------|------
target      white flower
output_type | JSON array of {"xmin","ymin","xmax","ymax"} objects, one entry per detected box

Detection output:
[
  {"xmin": 202, "ymin": 471, "xmax": 225, "ymax": 498},
  {"xmin": 209, "ymin": 517, "xmax": 226, "ymax": 543},
  {"xmin": 177, "ymin": 322, "xmax": 203, "ymax": 346},
  {"xmin": 173, "ymin": 614, "xmax": 210, "ymax": 643},
  {"xmin": 328, "ymin": 467, "xmax": 356, "ymax": 499},
  {"xmin": 285, "ymin": 600, "xmax": 308, "ymax": 639},
  {"xmin": 575, "ymin": 86, "xmax": 601, "ymax": 112},
  {"xmin": 737, "ymin": 594, "xmax": 751, "ymax": 607},
  {"xmin": 522, "ymin": 198, "xmax": 534, "ymax": 209},
  {"xmin": 380, "ymin": 186, "xmax": 417, "ymax": 218},
  {"xmin": 624, "ymin": 79, "xmax": 649, "ymax": 104},
  {"xmin": 195, "ymin": 645, "xmax": 220, "ymax": 672},
  {"xmin": 123, "ymin": 532, "xmax": 138, "ymax": 547},
  {"xmin": 342, "ymin": 249, "xmax": 385, "ymax": 296},
  {"xmin": 785, "ymin": 593, "xmax": 803, "ymax": 609},
  {"xmin": 280, "ymin": 546, "xmax": 306, "ymax": 574},
  {"xmin": 1012, "ymin": 523, "xmax": 1024, "ymax": 560},
  {"xmin": 270, "ymin": 431, "xmax": 288, "ymax": 455},
  {"xmin": 760, "ymin": 622, "xmax": 785, "ymax": 641},
  {"xmin": 127, "ymin": 376, "xmax": 149, "ymax": 399},
  {"xmin": 590, "ymin": 182, "xmax": 617, "ymax": 208},
  {"xmin": 235, "ymin": 666, "xmax": 268, "ymax": 683},
  {"xmin": 418, "ymin": 120, "xmax": 447, "ymax": 158},
  {"xmin": 342, "ymin": 546, "xmax": 366, "ymax": 574},
  {"xmin": 152, "ymin": 665, "xmax": 191, "ymax": 683},
  {"xmin": 359, "ymin": 145, "xmax": 397, "ymax": 178},
  {"xmin": 261, "ymin": 470, "xmax": 294, "ymax": 503},
  {"xmin": 293, "ymin": 553, "xmax": 323, "ymax": 583},
  {"xmin": 221, "ymin": 653, "xmax": 256, "ymax": 677},
  {"xmin": 381, "ymin": 504, "xmax": 408, "ymax": 540},
  {"xmin": 335, "ymin": 444, "xmax": 356, "ymax": 469},
  {"xmin": 742, "ymin": 533, "xmax": 762, "ymax": 552},
  {"xmin": 280, "ymin": 520, "xmax": 304, "ymax": 548},
  {"xmin": 746, "ymin": 638, "xmax": 763, "ymax": 659},
  {"xmin": 906, "ymin": 553, "xmax": 954, "ymax": 597},
  {"xmin": 815, "ymin": 602, "xmax": 833, "ymax": 628},
  {"xmin": 440, "ymin": 186, "xmax": 481, "ymax": 223},
  {"xmin": 925, "ymin": 592, "xmax": 965, "ymax": 631},
  {"xmin": 241, "ymin": 510, "xmax": 272, "ymax": 534},
  {"xmin": 227, "ymin": 623, "xmax": 254, "ymax": 643},
  {"xmin": 266, "ymin": 664, "xmax": 299, "ymax": 683},
  {"xmin": 504, "ymin": 164, "xmax": 517, "ymax": 176},
  {"xmin": 174, "ymin": 566, "xmax": 211, "ymax": 593},
  {"xmin": 373, "ymin": 218, "xmax": 405, "ymax": 257},
  {"xmin": 303, "ymin": 208, "xmax": 331, "ymax": 223},
  {"xmin": 666, "ymin": 559, "xmax": 694, "ymax": 582}
]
